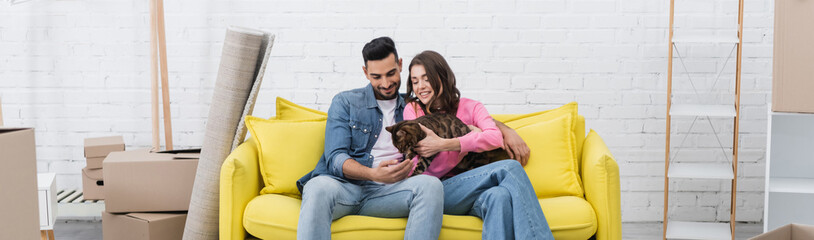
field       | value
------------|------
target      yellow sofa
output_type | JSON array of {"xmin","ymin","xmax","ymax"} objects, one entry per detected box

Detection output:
[{"xmin": 220, "ymin": 112, "xmax": 621, "ymax": 240}]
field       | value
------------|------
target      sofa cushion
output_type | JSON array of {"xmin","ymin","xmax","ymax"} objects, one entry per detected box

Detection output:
[
  {"xmin": 502, "ymin": 102, "xmax": 579, "ymax": 161},
  {"xmin": 245, "ymin": 116, "xmax": 326, "ymax": 197},
  {"xmin": 512, "ymin": 106, "xmax": 583, "ymax": 198},
  {"xmin": 276, "ymin": 97, "xmax": 326, "ymax": 120},
  {"xmin": 436, "ymin": 196, "xmax": 598, "ymax": 240},
  {"xmin": 511, "ymin": 114, "xmax": 585, "ymax": 168},
  {"xmin": 243, "ymin": 194, "xmax": 596, "ymax": 240},
  {"xmin": 491, "ymin": 102, "xmax": 586, "ymax": 176},
  {"xmin": 541, "ymin": 196, "xmax": 598, "ymax": 239}
]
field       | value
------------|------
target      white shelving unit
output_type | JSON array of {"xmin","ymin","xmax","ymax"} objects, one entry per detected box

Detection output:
[
  {"xmin": 764, "ymin": 111, "xmax": 814, "ymax": 232},
  {"xmin": 672, "ymin": 34, "xmax": 740, "ymax": 44},
  {"xmin": 768, "ymin": 178, "xmax": 814, "ymax": 194},
  {"xmin": 667, "ymin": 163, "xmax": 734, "ymax": 180},
  {"xmin": 663, "ymin": 0, "xmax": 744, "ymax": 239},
  {"xmin": 669, "ymin": 104, "xmax": 737, "ymax": 118},
  {"xmin": 665, "ymin": 221, "xmax": 734, "ymax": 240},
  {"xmin": 38, "ymin": 173, "xmax": 57, "ymax": 239}
]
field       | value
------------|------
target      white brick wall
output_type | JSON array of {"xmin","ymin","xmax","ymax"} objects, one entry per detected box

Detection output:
[{"xmin": 0, "ymin": 0, "xmax": 773, "ymax": 223}]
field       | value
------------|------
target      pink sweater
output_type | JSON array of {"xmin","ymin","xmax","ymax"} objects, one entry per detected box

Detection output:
[{"xmin": 404, "ymin": 97, "xmax": 504, "ymax": 178}]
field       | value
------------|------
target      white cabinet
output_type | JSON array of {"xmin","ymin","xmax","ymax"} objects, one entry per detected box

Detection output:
[
  {"xmin": 37, "ymin": 173, "xmax": 57, "ymax": 230},
  {"xmin": 764, "ymin": 112, "xmax": 814, "ymax": 232}
]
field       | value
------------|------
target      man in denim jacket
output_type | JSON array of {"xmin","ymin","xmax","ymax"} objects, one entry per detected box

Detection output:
[{"xmin": 296, "ymin": 37, "xmax": 444, "ymax": 240}]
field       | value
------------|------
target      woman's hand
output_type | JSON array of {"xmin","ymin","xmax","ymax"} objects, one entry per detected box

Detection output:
[{"xmin": 415, "ymin": 124, "xmax": 460, "ymax": 157}]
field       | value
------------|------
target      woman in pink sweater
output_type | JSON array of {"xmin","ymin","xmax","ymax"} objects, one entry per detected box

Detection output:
[{"xmin": 403, "ymin": 50, "xmax": 553, "ymax": 240}]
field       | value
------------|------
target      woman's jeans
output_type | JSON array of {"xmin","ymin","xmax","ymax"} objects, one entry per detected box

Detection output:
[{"xmin": 442, "ymin": 160, "xmax": 555, "ymax": 240}]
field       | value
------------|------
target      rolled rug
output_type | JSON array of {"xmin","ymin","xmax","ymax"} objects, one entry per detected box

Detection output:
[
  {"xmin": 232, "ymin": 31, "xmax": 275, "ymax": 151},
  {"xmin": 183, "ymin": 26, "xmax": 274, "ymax": 240}
]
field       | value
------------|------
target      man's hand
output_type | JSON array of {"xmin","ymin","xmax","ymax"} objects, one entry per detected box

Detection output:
[
  {"xmin": 494, "ymin": 120, "xmax": 530, "ymax": 166},
  {"xmin": 415, "ymin": 124, "xmax": 459, "ymax": 157},
  {"xmin": 502, "ymin": 128, "xmax": 530, "ymax": 166},
  {"xmin": 369, "ymin": 159, "xmax": 413, "ymax": 184}
]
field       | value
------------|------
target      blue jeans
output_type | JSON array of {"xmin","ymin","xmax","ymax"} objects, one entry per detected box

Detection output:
[
  {"xmin": 297, "ymin": 174, "xmax": 443, "ymax": 240},
  {"xmin": 442, "ymin": 160, "xmax": 554, "ymax": 240}
]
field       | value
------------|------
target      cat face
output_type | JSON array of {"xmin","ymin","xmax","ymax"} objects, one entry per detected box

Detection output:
[{"xmin": 385, "ymin": 120, "xmax": 426, "ymax": 159}]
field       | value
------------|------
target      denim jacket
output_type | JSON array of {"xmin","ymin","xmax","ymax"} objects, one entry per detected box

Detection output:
[{"xmin": 297, "ymin": 84, "xmax": 405, "ymax": 192}]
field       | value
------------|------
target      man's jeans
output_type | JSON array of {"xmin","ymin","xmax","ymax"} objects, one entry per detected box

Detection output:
[
  {"xmin": 442, "ymin": 160, "xmax": 555, "ymax": 240},
  {"xmin": 298, "ymin": 174, "xmax": 443, "ymax": 240}
]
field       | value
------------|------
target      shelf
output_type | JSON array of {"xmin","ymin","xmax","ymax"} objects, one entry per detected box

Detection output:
[
  {"xmin": 765, "ymin": 112, "xmax": 814, "ymax": 231},
  {"xmin": 670, "ymin": 104, "xmax": 736, "ymax": 118},
  {"xmin": 769, "ymin": 111, "xmax": 814, "ymax": 116},
  {"xmin": 56, "ymin": 189, "xmax": 104, "ymax": 218},
  {"xmin": 672, "ymin": 34, "xmax": 740, "ymax": 44},
  {"xmin": 768, "ymin": 178, "xmax": 814, "ymax": 194},
  {"xmin": 668, "ymin": 163, "xmax": 733, "ymax": 180},
  {"xmin": 665, "ymin": 221, "xmax": 732, "ymax": 240}
]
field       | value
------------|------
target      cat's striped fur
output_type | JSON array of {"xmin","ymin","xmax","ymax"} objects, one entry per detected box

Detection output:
[{"xmin": 385, "ymin": 113, "xmax": 509, "ymax": 178}]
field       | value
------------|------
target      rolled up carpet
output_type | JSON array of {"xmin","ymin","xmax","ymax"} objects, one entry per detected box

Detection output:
[{"xmin": 183, "ymin": 26, "xmax": 274, "ymax": 240}]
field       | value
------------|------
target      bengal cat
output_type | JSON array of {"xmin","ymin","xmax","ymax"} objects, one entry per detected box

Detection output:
[{"xmin": 385, "ymin": 113, "xmax": 509, "ymax": 178}]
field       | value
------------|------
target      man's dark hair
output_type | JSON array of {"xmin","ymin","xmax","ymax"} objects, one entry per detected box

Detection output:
[{"xmin": 362, "ymin": 36, "xmax": 398, "ymax": 66}]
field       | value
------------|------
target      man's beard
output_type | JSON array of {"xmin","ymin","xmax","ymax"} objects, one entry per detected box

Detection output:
[{"xmin": 374, "ymin": 84, "xmax": 399, "ymax": 100}]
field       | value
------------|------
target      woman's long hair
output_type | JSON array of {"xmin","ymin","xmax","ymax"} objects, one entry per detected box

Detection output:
[{"xmin": 406, "ymin": 50, "xmax": 461, "ymax": 115}]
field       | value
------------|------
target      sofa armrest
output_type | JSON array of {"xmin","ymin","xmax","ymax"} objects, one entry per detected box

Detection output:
[
  {"xmin": 220, "ymin": 138, "xmax": 263, "ymax": 240},
  {"xmin": 581, "ymin": 130, "xmax": 621, "ymax": 240}
]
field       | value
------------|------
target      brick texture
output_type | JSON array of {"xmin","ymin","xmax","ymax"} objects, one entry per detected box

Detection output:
[{"xmin": 0, "ymin": 0, "xmax": 772, "ymax": 223}]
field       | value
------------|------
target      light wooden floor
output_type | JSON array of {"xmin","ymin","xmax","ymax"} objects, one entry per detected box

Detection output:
[
  {"xmin": 52, "ymin": 219, "xmax": 763, "ymax": 240},
  {"xmin": 623, "ymin": 222, "xmax": 763, "ymax": 240}
]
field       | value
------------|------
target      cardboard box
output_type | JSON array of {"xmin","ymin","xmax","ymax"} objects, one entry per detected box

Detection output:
[
  {"xmin": 0, "ymin": 97, "xmax": 4, "ymax": 126},
  {"xmin": 750, "ymin": 224, "xmax": 814, "ymax": 240},
  {"xmin": 82, "ymin": 167, "xmax": 104, "ymax": 200},
  {"xmin": 104, "ymin": 149, "xmax": 199, "ymax": 213},
  {"xmin": 772, "ymin": 0, "xmax": 814, "ymax": 113},
  {"xmin": 103, "ymin": 211, "xmax": 187, "ymax": 240},
  {"xmin": 0, "ymin": 128, "xmax": 41, "ymax": 240},
  {"xmin": 84, "ymin": 136, "xmax": 125, "ymax": 158},
  {"xmin": 86, "ymin": 156, "xmax": 105, "ymax": 169}
]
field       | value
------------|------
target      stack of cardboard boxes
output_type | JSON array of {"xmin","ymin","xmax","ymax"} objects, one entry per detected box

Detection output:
[
  {"xmin": 82, "ymin": 136, "xmax": 125, "ymax": 200},
  {"xmin": 101, "ymin": 148, "xmax": 200, "ymax": 240}
]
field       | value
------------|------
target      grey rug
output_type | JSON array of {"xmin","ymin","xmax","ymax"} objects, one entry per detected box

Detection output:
[{"xmin": 183, "ymin": 26, "xmax": 274, "ymax": 240}]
